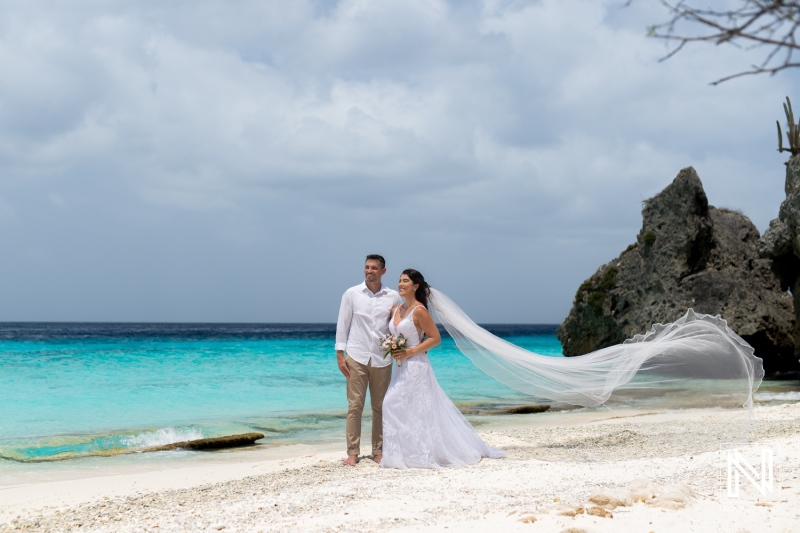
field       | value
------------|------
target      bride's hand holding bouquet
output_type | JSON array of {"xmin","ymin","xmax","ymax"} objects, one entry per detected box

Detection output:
[
  {"xmin": 380, "ymin": 334, "xmax": 409, "ymax": 366},
  {"xmin": 391, "ymin": 346, "xmax": 417, "ymax": 365}
]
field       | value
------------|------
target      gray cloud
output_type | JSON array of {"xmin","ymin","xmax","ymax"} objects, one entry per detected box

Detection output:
[{"xmin": 1, "ymin": 0, "xmax": 797, "ymax": 323}]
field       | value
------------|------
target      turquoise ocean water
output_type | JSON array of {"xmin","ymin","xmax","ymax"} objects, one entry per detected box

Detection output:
[
  {"xmin": 4, "ymin": 321, "xmax": 799, "ymax": 487},
  {"xmin": 0, "ymin": 322, "xmax": 562, "ymax": 472}
]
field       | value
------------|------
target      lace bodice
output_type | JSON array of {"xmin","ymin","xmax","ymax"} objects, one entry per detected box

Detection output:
[{"xmin": 389, "ymin": 305, "xmax": 424, "ymax": 349}]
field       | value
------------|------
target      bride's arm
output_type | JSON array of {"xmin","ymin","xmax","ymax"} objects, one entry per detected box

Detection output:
[{"xmin": 394, "ymin": 307, "xmax": 440, "ymax": 360}]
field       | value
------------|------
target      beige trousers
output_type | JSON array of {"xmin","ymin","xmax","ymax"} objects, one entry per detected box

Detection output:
[{"xmin": 345, "ymin": 356, "xmax": 392, "ymax": 456}]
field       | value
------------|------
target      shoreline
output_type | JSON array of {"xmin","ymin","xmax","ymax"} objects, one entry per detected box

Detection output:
[{"xmin": 2, "ymin": 403, "xmax": 798, "ymax": 532}]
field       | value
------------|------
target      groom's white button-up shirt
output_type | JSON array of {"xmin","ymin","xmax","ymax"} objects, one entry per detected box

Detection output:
[{"xmin": 336, "ymin": 282, "xmax": 402, "ymax": 368}]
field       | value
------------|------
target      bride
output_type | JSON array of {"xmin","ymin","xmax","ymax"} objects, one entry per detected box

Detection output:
[
  {"xmin": 381, "ymin": 269, "xmax": 505, "ymax": 469},
  {"xmin": 380, "ymin": 268, "xmax": 763, "ymax": 469}
]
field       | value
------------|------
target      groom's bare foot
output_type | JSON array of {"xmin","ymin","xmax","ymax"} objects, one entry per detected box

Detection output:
[
  {"xmin": 373, "ymin": 454, "xmax": 382, "ymax": 464},
  {"xmin": 343, "ymin": 454, "xmax": 358, "ymax": 466}
]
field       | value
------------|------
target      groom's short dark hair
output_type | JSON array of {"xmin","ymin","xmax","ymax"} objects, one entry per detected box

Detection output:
[{"xmin": 365, "ymin": 254, "xmax": 386, "ymax": 268}]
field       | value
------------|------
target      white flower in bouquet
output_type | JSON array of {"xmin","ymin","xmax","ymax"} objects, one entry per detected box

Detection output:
[{"xmin": 379, "ymin": 334, "xmax": 408, "ymax": 366}]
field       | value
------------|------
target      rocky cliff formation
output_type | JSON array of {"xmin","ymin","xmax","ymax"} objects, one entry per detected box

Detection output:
[
  {"xmin": 758, "ymin": 157, "xmax": 800, "ymax": 368},
  {"xmin": 557, "ymin": 167, "xmax": 796, "ymax": 374}
]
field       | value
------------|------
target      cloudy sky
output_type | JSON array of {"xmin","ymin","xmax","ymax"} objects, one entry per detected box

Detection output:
[{"xmin": 2, "ymin": 0, "xmax": 798, "ymax": 323}]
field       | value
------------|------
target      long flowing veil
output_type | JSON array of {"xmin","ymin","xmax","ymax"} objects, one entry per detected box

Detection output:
[{"xmin": 428, "ymin": 288, "xmax": 764, "ymax": 414}]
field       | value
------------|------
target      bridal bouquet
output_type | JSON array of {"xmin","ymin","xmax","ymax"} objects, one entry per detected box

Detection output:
[{"xmin": 379, "ymin": 334, "xmax": 407, "ymax": 366}]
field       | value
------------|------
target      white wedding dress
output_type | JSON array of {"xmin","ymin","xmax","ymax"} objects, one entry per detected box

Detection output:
[{"xmin": 380, "ymin": 305, "xmax": 506, "ymax": 469}]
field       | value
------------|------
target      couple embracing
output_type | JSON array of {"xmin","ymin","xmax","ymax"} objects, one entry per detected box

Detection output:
[
  {"xmin": 335, "ymin": 254, "xmax": 505, "ymax": 469},
  {"xmin": 335, "ymin": 254, "xmax": 764, "ymax": 470}
]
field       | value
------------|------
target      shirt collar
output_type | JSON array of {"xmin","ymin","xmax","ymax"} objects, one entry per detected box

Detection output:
[{"xmin": 360, "ymin": 281, "xmax": 388, "ymax": 295}]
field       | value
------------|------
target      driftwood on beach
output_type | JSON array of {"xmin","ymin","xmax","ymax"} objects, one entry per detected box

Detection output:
[
  {"xmin": 460, "ymin": 404, "xmax": 551, "ymax": 415},
  {"xmin": 10, "ymin": 433, "xmax": 268, "ymax": 463},
  {"xmin": 503, "ymin": 405, "xmax": 551, "ymax": 415},
  {"xmin": 143, "ymin": 433, "xmax": 265, "ymax": 452}
]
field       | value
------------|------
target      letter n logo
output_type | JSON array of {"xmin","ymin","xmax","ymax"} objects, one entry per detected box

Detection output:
[{"xmin": 727, "ymin": 447, "xmax": 774, "ymax": 498}]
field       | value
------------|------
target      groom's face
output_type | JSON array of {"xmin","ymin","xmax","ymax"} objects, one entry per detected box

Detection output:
[{"xmin": 364, "ymin": 260, "xmax": 386, "ymax": 284}]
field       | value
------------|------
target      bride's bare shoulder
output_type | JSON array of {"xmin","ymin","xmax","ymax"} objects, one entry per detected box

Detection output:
[{"xmin": 412, "ymin": 305, "xmax": 433, "ymax": 321}]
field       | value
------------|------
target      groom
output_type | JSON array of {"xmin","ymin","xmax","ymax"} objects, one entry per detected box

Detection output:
[{"xmin": 335, "ymin": 254, "xmax": 402, "ymax": 466}]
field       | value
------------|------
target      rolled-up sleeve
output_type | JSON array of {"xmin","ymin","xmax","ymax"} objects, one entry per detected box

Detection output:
[{"xmin": 335, "ymin": 291, "xmax": 352, "ymax": 351}]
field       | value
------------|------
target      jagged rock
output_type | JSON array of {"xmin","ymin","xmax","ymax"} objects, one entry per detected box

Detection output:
[
  {"xmin": 759, "ymin": 157, "xmax": 800, "ymax": 368},
  {"xmin": 558, "ymin": 167, "xmax": 796, "ymax": 374}
]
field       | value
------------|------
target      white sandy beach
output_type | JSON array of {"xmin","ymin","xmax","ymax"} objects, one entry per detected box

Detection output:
[{"xmin": 1, "ymin": 402, "xmax": 798, "ymax": 533}]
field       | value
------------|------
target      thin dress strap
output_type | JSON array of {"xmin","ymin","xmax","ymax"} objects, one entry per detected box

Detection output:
[
  {"xmin": 396, "ymin": 304, "xmax": 423, "ymax": 322},
  {"xmin": 404, "ymin": 304, "xmax": 424, "ymax": 320},
  {"xmin": 407, "ymin": 305, "xmax": 426, "ymax": 340}
]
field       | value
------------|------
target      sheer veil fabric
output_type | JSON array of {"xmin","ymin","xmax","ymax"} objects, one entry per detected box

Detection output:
[{"xmin": 428, "ymin": 289, "xmax": 764, "ymax": 414}]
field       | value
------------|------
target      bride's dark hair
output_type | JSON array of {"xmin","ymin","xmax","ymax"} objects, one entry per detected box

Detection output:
[{"xmin": 402, "ymin": 269, "xmax": 431, "ymax": 309}]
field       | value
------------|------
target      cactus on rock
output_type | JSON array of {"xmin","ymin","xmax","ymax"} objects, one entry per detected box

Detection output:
[{"xmin": 777, "ymin": 96, "xmax": 800, "ymax": 157}]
